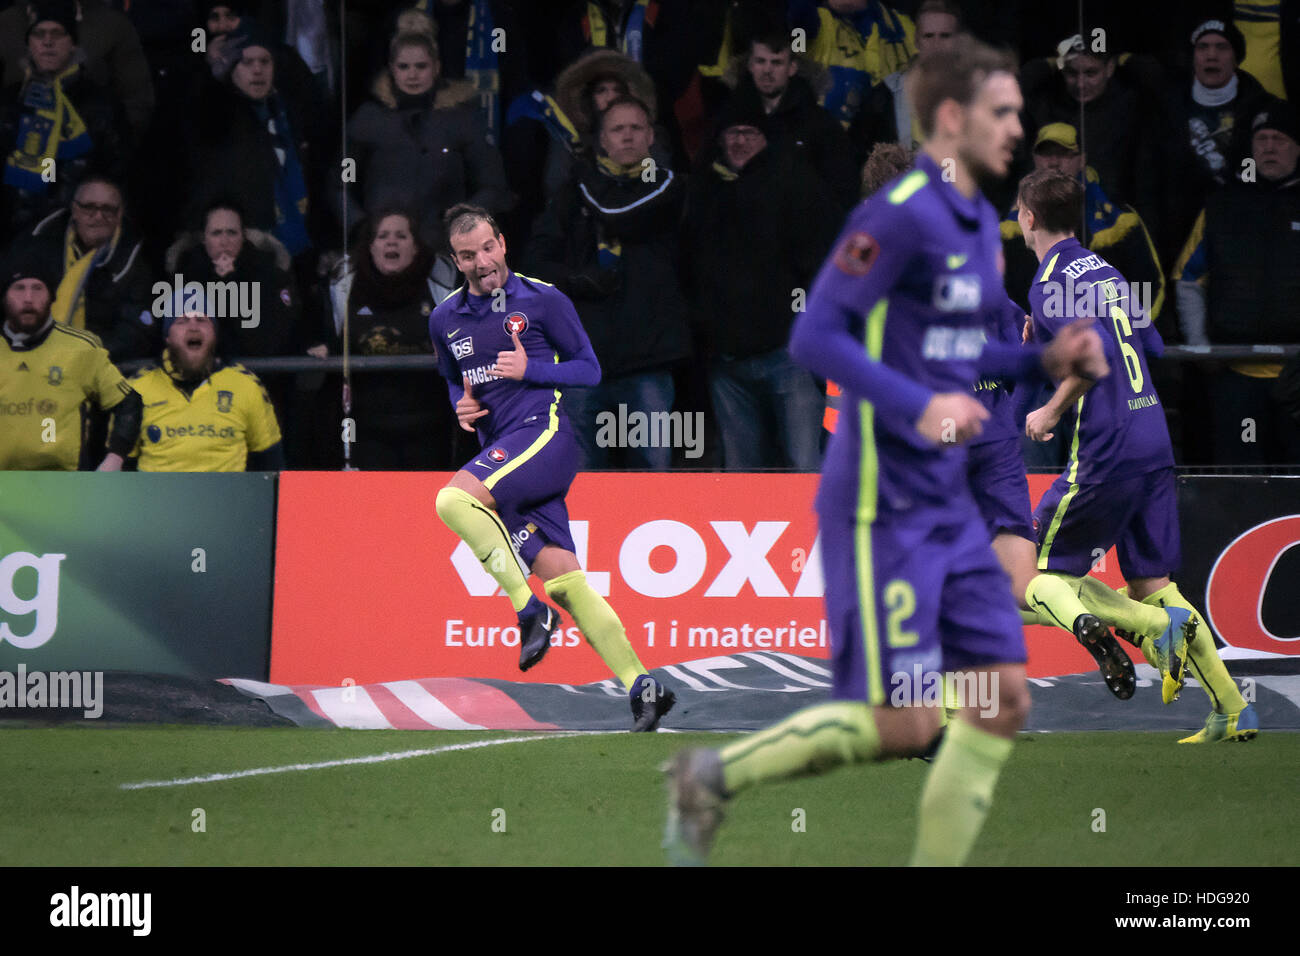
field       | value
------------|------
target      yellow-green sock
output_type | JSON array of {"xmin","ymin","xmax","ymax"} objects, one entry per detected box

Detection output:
[
  {"xmin": 434, "ymin": 486, "xmax": 533, "ymax": 612},
  {"xmin": 910, "ymin": 718, "xmax": 1013, "ymax": 866},
  {"xmin": 1140, "ymin": 583, "xmax": 1247, "ymax": 714},
  {"xmin": 719, "ymin": 702, "xmax": 880, "ymax": 795},
  {"xmin": 1075, "ymin": 576, "xmax": 1168, "ymax": 640},
  {"xmin": 544, "ymin": 570, "xmax": 643, "ymax": 690},
  {"xmin": 1024, "ymin": 573, "xmax": 1090, "ymax": 633}
]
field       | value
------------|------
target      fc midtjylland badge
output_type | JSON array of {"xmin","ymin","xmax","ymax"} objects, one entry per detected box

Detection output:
[
  {"xmin": 504, "ymin": 312, "xmax": 528, "ymax": 335},
  {"xmin": 489, "ymin": 447, "xmax": 508, "ymax": 463}
]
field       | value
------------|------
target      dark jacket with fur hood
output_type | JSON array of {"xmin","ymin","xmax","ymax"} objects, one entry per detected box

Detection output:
[{"xmin": 344, "ymin": 72, "xmax": 514, "ymax": 252}]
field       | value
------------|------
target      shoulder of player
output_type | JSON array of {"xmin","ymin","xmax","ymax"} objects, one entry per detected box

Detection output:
[
  {"xmin": 50, "ymin": 324, "xmax": 108, "ymax": 352},
  {"xmin": 218, "ymin": 362, "xmax": 269, "ymax": 389}
]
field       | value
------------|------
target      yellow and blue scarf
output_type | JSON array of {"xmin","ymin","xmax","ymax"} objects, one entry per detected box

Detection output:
[{"xmin": 4, "ymin": 64, "xmax": 91, "ymax": 194}]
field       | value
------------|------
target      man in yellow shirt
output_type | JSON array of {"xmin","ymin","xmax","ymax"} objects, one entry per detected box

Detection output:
[
  {"xmin": 0, "ymin": 254, "xmax": 139, "ymax": 470},
  {"xmin": 128, "ymin": 295, "xmax": 284, "ymax": 471}
]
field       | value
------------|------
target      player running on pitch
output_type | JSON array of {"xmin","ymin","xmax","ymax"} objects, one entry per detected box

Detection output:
[
  {"xmin": 429, "ymin": 203, "xmax": 674, "ymax": 731},
  {"xmin": 1017, "ymin": 169, "xmax": 1257, "ymax": 742},
  {"xmin": 663, "ymin": 37, "xmax": 1110, "ymax": 865}
]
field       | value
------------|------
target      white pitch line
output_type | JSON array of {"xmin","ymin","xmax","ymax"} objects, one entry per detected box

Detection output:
[{"xmin": 120, "ymin": 733, "xmax": 586, "ymax": 790}]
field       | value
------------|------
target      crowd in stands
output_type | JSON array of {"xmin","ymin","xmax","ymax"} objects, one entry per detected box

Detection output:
[{"xmin": 1, "ymin": 0, "xmax": 1297, "ymax": 472}]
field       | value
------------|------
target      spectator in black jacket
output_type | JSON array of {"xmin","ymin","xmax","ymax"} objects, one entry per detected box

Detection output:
[
  {"xmin": 1173, "ymin": 101, "xmax": 1300, "ymax": 464},
  {"xmin": 343, "ymin": 22, "xmax": 514, "ymax": 253},
  {"xmin": 189, "ymin": 18, "xmax": 326, "ymax": 272},
  {"xmin": 1160, "ymin": 19, "xmax": 1272, "ymax": 263},
  {"xmin": 164, "ymin": 198, "xmax": 301, "ymax": 360},
  {"xmin": 26, "ymin": 174, "xmax": 153, "ymax": 362},
  {"xmin": 1, "ymin": 2, "xmax": 131, "ymax": 241},
  {"xmin": 684, "ymin": 101, "xmax": 838, "ymax": 471},
  {"xmin": 718, "ymin": 30, "xmax": 858, "ymax": 214},
  {"xmin": 527, "ymin": 95, "xmax": 692, "ymax": 470}
]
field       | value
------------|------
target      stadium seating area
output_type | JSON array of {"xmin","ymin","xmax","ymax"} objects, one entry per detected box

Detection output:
[{"xmin": 2, "ymin": 0, "xmax": 1297, "ymax": 470}]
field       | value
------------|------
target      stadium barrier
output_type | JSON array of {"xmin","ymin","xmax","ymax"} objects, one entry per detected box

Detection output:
[
  {"xmin": 269, "ymin": 472, "xmax": 1300, "ymax": 685},
  {"xmin": 0, "ymin": 473, "xmax": 275, "ymax": 678},
  {"xmin": 3, "ymin": 472, "xmax": 1294, "ymax": 683}
]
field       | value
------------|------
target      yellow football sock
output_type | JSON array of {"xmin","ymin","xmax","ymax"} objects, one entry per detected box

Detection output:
[
  {"xmin": 720, "ymin": 702, "xmax": 880, "ymax": 795},
  {"xmin": 910, "ymin": 718, "xmax": 1013, "ymax": 866},
  {"xmin": 544, "ymin": 570, "xmax": 643, "ymax": 690},
  {"xmin": 434, "ymin": 486, "xmax": 533, "ymax": 612},
  {"xmin": 1140, "ymin": 583, "xmax": 1247, "ymax": 714},
  {"xmin": 1024, "ymin": 573, "xmax": 1090, "ymax": 633},
  {"xmin": 1075, "ymin": 576, "xmax": 1168, "ymax": 641}
]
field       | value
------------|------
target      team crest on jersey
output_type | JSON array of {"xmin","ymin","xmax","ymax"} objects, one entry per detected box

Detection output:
[
  {"xmin": 46, "ymin": 365, "xmax": 62, "ymax": 385},
  {"xmin": 147, "ymin": 425, "xmax": 162, "ymax": 443},
  {"xmin": 833, "ymin": 232, "xmax": 878, "ymax": 276},
  {"xmin": 504, "ymin": 312, "xmax": 528, "ymax": 335},
  {"xmin": 488, "ymin": 447, "xmax": 508, "ymax": 463},
  {"xmin": 217, "ymin": 390, "xmax": 233, "ymax": 412}
]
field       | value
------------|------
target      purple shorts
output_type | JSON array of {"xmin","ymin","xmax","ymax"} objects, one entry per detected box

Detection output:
[
  {"xmin": 819, "ymin": 506, "xmax": 1027, "ymax": 704},
  {"xmin": 462, "ymin": 425, "xmax": 578, "ymax": 566},
  {"xmin": 1033, "ymin": 466, "xmax": 1180, "ymax": 579},
  {"xmin": 967, "ymin": 437, "xmax": 1035, "ymax": 542}
]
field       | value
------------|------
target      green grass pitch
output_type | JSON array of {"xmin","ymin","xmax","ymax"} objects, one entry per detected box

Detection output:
[{"xmin": 2, "ymin": 727, "xmax": 1295, "ymax": 866}]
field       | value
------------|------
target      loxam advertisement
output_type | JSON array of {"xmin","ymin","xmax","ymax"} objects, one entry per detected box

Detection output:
[
  {"xmin": 270, "ymin": 473, "xmax": 1300, "ymax": 686},
  {"xmin": 0, "ymin": 473, "xmax": 275, "ymax": 678}
]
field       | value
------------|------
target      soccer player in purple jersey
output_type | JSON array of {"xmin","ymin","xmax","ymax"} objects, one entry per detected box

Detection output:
[
  {"xmin": 429, "ymin": 204, "xmax": 675, "ymax": 732},
  {"xmin": 1017, "ymin": 171, "xmax": 1258, "ymax": 743},
  {"xmin": 662, "ymin": 38, "xmax": 1111, "ymax": 866},
  {"xmin": 969, "ymin": 294, "xmax": 1139, "ymax": 700}
]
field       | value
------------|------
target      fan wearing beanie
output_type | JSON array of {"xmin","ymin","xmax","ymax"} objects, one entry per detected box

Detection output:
[
  {"xmin": 0, "ymin": 249, "xmax": 140, "ymax": 471},
  {"xmin": 123, "ymin": 289, "xmax": 285, "ymax": 471}
]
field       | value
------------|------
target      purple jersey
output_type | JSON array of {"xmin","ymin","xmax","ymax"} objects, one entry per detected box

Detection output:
[
  {"xmin": 429, "ymin": 271, "xmax": 601, "ymax": 444},
  {"xmin": 1028, "ymin": 238, "xmax": 1173, "ymax": 483},
  {"xmin": 970, "ymin": 294, "xmax": 1026, "ymax": 448},
  {"xmin": 790, "ymin": 153, "xmax": 1044, "ymax": 523}
]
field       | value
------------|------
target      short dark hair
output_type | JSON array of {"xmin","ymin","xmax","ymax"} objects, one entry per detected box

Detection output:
[
  {"xmin": 905, "ymin": 34, "xmax": 1017, "ymax": 139},
  {"xmin": 916, "ymin": 0, "xmax": 963, "ymax": 27},
  {"xmin": 73, "ymin": 174, "xmax": 124, "ymax": 204},
  {"xmin": 1017, "ymin": 169, "xmax": 1082, "ymax": 235},
  {"xmin": 598, "ymin": 94, "xmax": 653, "ymax": 132},
  {"xmin": 749, "ymin": 30, "xmax": 794, "ymax": 58},
  {"xmin": 443, "ymin": 203, "xmax": 502, "ymax": 249},
  {"xmin": 201, "ymin": 197, "xmax": 246, "ymax": 231}
]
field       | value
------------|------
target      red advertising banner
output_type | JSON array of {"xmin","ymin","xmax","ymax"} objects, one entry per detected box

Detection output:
[{"xmin": 271, "ymin": 472, "xmax": 1138, "ymax": 685}]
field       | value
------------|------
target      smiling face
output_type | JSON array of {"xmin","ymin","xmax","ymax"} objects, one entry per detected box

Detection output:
[
  {"xmin": 391, "ymin": 42, "xmax": 437, "ymax": 96},
  {"xmin": 231, "ymin": 45, "xmax": 273, "ymax": 100},
  {"xmin": 449, "ymin": 220, "xmax": 508, "ymax": 296},
  {"xmin": 1061, "ymin": 53, "xmax": 1113, "ymax": 104},
  {"xmin": 71, "ymin": 181, "xmax": 123, "ymax": 249},
  {"xmin": 722, "ymin": 124, "xmax": 767, "ymax": 171},
  {"xmin": 166, "ymin": 312, "xmax": 218, "ymax": 376},
  {"xmin": 369, "ymin": 214, "xmax": 418, "ymax": 276},
  {"xmin": 4, "ymin": 279, "xmax": 51, "ymax": 332},
  {"xmin": 600, "ymin": 102, "xmax": 654, "ymax": 167},
  {"xmin": 28, "ymin": 20, "xmax": 74, "ymax": 76},
  {"xmin": 203, "ymin": 208, "xmax": 244, "ymax": 263}
]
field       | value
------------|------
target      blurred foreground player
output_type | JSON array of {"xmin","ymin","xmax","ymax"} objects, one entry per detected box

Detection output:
[
  {"xmin": 1017, "ymin": 169, "xmax": 1257, "ymax": 742},
  {"xmin": 430, "ymin": 204, "xmax": 675, "ymax": 731},
  {"xmin": 663, "ymin": 38, "xmax": 1109, "ymax": 865}
]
